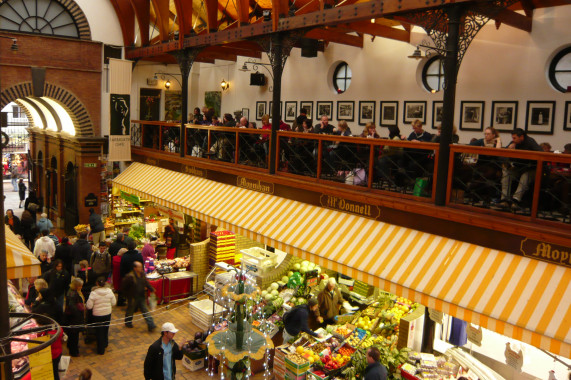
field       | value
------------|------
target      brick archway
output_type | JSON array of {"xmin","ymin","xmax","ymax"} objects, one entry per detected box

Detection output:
[
  {"xmin": 1, "ymin": 82, "xmax": 94, "ymax": 137},
  {"xmin": 59, "ymin": 0, "xmax": 92, "ymax": 40}
]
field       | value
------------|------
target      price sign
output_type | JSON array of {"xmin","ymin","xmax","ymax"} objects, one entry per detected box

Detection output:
[
  {"xmin": 467, "ymin": 324, "xmax": 483, "ymax": 346},
  {"xmin": 305, "ymin": 270, "xmax": 318, "ymax": 287},
  {"xmin": 29, "ymin": 335, "xmax": 54, "ymax": 380},
  {"xmin": 428, "ymin": 308, "xmax": 443, "ymax": 324}
]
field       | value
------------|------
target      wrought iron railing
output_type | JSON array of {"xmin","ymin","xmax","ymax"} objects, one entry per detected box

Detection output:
[
  {"xmin": 448, "ymin": 145, "xmax": 571, "ymax": 225},
  {"xmin": 130, "ymin": 120, "xmax": 571, "ymax": 227}
]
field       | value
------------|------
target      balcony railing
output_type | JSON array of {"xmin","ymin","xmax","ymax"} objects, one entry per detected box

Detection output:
[{"xmin": 130, "ymin": 120, "xmax": 571, "ymax": 227}]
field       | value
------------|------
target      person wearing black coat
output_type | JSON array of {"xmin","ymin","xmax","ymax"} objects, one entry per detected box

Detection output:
[
  {"xmin": 43, "ymin": 259, "xmax": 71, "ymax": 311},
  {"xmin": 20, "ymin": 210, "xmax": 36, "ymax": 250},
  {"xmin": 120, "ymin": 240, "xmax": 144, "ymax": 279},
  {"xmin": 108, "ymin": 233, "xmax": 127, "ymax": 257},
  {"xmin": 88, "ymin": 208, "xmax": 106, "ymax": 246},
  {"xmin": 4, "ymin": 209, "xmax": 21, "ymax": 235},
  {"xmin": 18, "ymin": 179, "xmax": 26, "ymax": 208},
  {"xmin": 283, "ymin": 299, "xmax": 321, "ymax": 343},
  {"xmin": 65, "ymin": 278, "xmax": 86, "ymax": 357},
  {"xmin": 143, "ymin": 323, "xmax": 183, "ymax": 380},
  {"xmin": 32, "ymin": 288, "xmax": 64, "ymax": 324},
  {"xmin": 364, "ymin": 347, "xmax": 388, "ymax": 380},
  {"xmin": 71, "ymin": 231, "xmax": 92, "ymax": 276},
  {"xmin": 54, "ymin": 237, "xmax": 73, "ymax": 275}
]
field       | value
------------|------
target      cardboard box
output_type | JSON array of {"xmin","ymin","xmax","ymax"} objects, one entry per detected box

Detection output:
[
  {"xmin": 285, "ymin": 369, "xmax": 307, "ymax": 380},
  {"xmin": 182, "ymin": 355, "xmax": 205, "ymax": 371},
  {"xmin": 285, "ymin": 357, "xmax": 309, "ymax": 375},
  {"xmin": 307, "ymin": 370, "xmax": 330, "ymax": 380}
]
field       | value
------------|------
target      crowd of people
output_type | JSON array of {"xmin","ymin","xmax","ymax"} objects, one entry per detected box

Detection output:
[{"xmin": 3, "ymin": 206, "xmax": 189, "ymax": 379}]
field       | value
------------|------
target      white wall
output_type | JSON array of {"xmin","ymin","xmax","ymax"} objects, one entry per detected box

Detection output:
[
  {"xmin": 75, "ymin": 0, "xmax": 123, "ymax": 45},
  {"xmin": 181, "ymin": 5, "xmax": 571, "ymax": 149}
]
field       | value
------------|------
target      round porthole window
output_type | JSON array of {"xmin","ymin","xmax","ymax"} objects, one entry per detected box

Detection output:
[
  {"xmin": 422, "ymin": 55, "xmax": 445, "ymax": 93},
  {"xmin": 548, "ymin": 46, "xmax": 571, "ymax": 93},
  {"xmin": 333, "ymin": 62, "xmax": 352, "ymax": 94}
]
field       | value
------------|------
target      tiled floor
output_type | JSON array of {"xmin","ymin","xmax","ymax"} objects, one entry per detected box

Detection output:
[{"xmin": 3, "ymin": 180, "xmax": 273, "ymax": 379}]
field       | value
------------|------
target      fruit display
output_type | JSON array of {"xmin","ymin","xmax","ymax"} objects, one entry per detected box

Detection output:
[
  {"xmin": 296, "ymin": 345, "xmax": 320, "ymax": 364},
  {"xmin": 287, "ymin": 352, "xmax": 308, "ymax": 365},
  {"xmin": 333, "ymin": 325, "xmax": 352, "ymax": 338},
  {"xmin": 355, "ymin": 315, "xmax": 378, "ymax": 330},
  {"xmin": 74, "ymin": 224, "xmax": 89, "ymax": 233}
]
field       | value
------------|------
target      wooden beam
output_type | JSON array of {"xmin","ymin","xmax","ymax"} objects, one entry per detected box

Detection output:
[
  {"xmin": 173, "ymin": 0, "xmax": 194, "ymax": 49},
  {"xmin": 150, "ymin": 0, "xmax": 171, "ymax": 41},
  {"xmin": 110, "ymin": 0, "xmax": 135, "ymax": 46},
  {"xmin": 125, "ymin": 0, "xmax": 485, "ymax": 59},
  {"xmin": 306, "ymin": 28, "xmax": 363, "ymax": 48},
  {"xmin": 472, "ymin": 5, "xmax": 532, "ymax": 32},
  {"xmin": 272, "ymin": 0, "xmax": 289, "ymax": 31},
  {"xmin": 236, "ymin": 0, "xmax": 250, "ymax": 24},
  {"xmin": 344, "ymin": 21, "xmax": 410, "ymax": 42},
  {"xmin": 218, "ymin": 46, "xmax": 263, "ymax": 58},
  {"xmin": 518, "ymin": 0, "xmax": 535, "ymax": 17},
  {"xmin": 205, "ymin": 0, "xmax": 219, "ymax": 32},
  {"xmin": 129, "ymin": 0, "xmax": 150, "ymax": 45}
]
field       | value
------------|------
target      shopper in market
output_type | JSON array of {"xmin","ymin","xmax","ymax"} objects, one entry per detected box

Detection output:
[
  {"xmin": 141, "ymin": 237, "xmax": 158, "ymax": 262},
  {"xmin": 65, "ymin": 277, "xmax": 86, "ymax": 357},
  {"xmin": 88, "ymin": 207, "xmax": 106, "ymax": 246},
  {"xmin": 71, "ymin": 231, "xmax": 92, "ymax": 276},
  {"xmin": 122, "ymin": 261, "xmax": 157, "ymax": 331},
  {"xmin": 38, "ymin": 250, "xmax": 52, "ymax": 275},
  {"xmin": 37, "ymin": 212, "xmax": 54, "ymax": 233},
  {"xmin": 143, "ymin": 322, "xmax": 183, "ymax": 380},
  {"xmin": 108, "ymin": 232, "xmax": 127, "ymax": 257},
  {"xmin": 90, "ymin": 242, "xmax": 112, "ymax": 279},
  {"xmin": 48, "ymin": 227, "xmax": 61, "ymax": 246},
  {"xmin": 4, "ymin": 209, "xmax": 21, "ymax": 234},
  {"xmin": 18, "ymin": 178, "xmax": 26, "ymax": 208},
  {"xmin": 316, "ymin": 277, "xmax": 345, "ymax": 325},
  {"xmin": 33, "ymin": 229, "xmax": 56, "ymax": 259},
  {"xmin": 54, "ymin": 237, "xmax": 73, "ymax": 275},
  {"xmin": 364, "ymin": 347, "xmax": 388, "ymax": 380},
  {"xmin": 20, "ymin": 209, "xmax": 37, "ymax": 250},
  {"xmin": 32, "ymin": 287, "xmax": 64, "ymax": 324},
  {"xmin": 35, "ymin": 313, "xmax": 64, "ymax": 380},
  {"xmin": 120, "ymin": 239, "xmax": 144, "ymax": 279},
  {"xmin": 282, "ymin": 298, "xmax": 323, "ymax": 343},
  {"xmin": 43, "ymin": 259, "xmax": 71, "ymax": 311},
  {"xmin": 86, "ymin": 277, "xmax": 116, "ymax": 355},
  {"xmin": 25, "ymin": 278, "xmax": 48, "ymax": 307}
]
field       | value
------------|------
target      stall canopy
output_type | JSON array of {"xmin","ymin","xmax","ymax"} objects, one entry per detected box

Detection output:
[
  {"xmin": 5, "ymin": 225, "xmax": 41, "ymax": 279},
  {"xmin": 113, "ymin": 162, "xmax": 571, "ymax": 357}
]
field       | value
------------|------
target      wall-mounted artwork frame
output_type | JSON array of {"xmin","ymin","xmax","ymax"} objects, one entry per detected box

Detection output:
[
  {"xmin": 256, "ymin": 101, "xmax": 266, "ymax": 121},
  {"xmin": 525, "ymin": 101, "xmax": 555, "ymax": 134},
  {"xmin": 337, "ymin": 101, "xmax": 355, "ymax": 121},
  {"xmin": 403, "ymin": 101, "xmax": 426, "ymax": 124},
  {"xmin": 358, "ymin": 101, "xmax": 375, "ymax": 125},
  {"xmin": 459, "ymin": 101, "xmax": 485, "ymax": 131},
  {"xmin": 490, "ymin": 101, "xmax": 518, "ymax": 132},
  {"xmin": 379, "ymin": 101, "xmax": 398, "ymax": 127},
  {"xmin": 316, "ymin": 101, "xmax": 333, "ymax": 119}
]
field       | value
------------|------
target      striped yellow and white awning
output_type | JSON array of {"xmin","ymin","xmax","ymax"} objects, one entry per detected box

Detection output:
[
  {"xmin": 113, "ymin": 162, "xmax": 571, "ymax": 357},
  {"xmin": 5, "ymin": 225, "xmax": 41, "ymax": 279}
]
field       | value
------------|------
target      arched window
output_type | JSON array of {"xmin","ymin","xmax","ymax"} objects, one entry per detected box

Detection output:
[
  {"xmin": 422, "ymin": 55, "xmax": 445, "ymax": 93},
  {"xmin": 0, "ymin": 0, "xmax": 80, "ymax": 38},
  {"xmin": 548, "ymin": 46, "xmax": 571, "ymax": 93},
  {"xmin": 333, "ymin": 62, "xmax": 352, "ymax": 94}
]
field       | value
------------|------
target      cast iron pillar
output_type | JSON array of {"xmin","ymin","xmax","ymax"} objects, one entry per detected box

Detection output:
[
  {"xmin": 435, "ymin": 5, "xmax": 463, "ymax": 206},
  {"xmin": 171, "ymin": 48, "xmax": 202, "ymax": 158},
  {"xmin": 257, "ymin": 31, "xmax": 307, "ymax": 174}
]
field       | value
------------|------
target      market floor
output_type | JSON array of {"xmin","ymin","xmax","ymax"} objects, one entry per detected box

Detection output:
[{"xmin": 62, "ymin": 297, "xmax": 274, "ymax": 380}]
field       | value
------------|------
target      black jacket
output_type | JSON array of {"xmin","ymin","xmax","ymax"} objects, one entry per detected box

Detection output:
[
  {"xmin": 5, "ymin": 215, "xmax": 21, "ymax": 235},
  {"xmin": 108, "ymin": 240, "xmax": 127, "ymax": 257},
  {"xmin": 144, "ymin": 337, "xmax": 183, "ymax": 380},
  {"xmin": 43, "ymin": 268, "xmax": 71, "ymax": 298},
  {"xmin": 284, "ymin": 305, "xmax": 318, "ymax": 337},
  {"xmin": 364, "ymin": 362, "xmax": 388, "ymax": 380},
  {"xmin": 71, "ymin": 239, "xmax": 92, "ymax": 264},
  {"xmin": 54, "ymin": 244, "xmax": 73, "ymax": 275},
  {"xmin": 89, "ymin": 212, "xmax": 105, "ymax": 233},
  {"xmin": 120, "ymin": 250, "xmax": 144, "ymax": 278}
]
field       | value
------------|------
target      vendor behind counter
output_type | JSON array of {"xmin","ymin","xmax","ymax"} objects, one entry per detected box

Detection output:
[{"xmin": 283, "ymin": 298, "xmax": 323, "ymax": 344}]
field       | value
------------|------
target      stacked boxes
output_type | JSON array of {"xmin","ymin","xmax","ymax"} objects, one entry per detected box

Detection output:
[
  {"xmin": 274, "ymin": 345, "xmax": 289, "ymax": 380},
  {"xmin": 209, "ymin": 230, "xmax": 236, "ymax": 267},
  {"xmin": 188, "ymin": 299, "xmax": 225, "ymax": 331},
  {"xmin": 285, "ymin": 356, "xmax": 310, "ymax": 380},
  {"xmin": 353, "ymin": 280, "xmax": 374, "ymax": 297}
]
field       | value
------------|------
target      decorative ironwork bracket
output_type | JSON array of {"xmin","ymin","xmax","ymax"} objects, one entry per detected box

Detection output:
[
  {"xmin": 170, "ymin": 47, "xmax": 204, "ymax": 78},
  {"xmin": 255, "ymin": 29, "xmax": 310, "ymax": 74}
]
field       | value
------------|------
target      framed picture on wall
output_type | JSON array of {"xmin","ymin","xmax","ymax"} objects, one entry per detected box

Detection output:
[
  {"xmin": 403, "ymin": 101, "xmax": 426, "ymax": 124},
  {"xmin": 490, "ymin": 101, "xmax": 518, "ymax": 132},
  {"xmin": 563, "ymin": 101, "xmax": 571, "ymax": 131},
  {"xmin": 358, "ymin": 101, "xmax": 375, "ymax": 125},
  {"xmin": 300, "ymin": 101, "xmax": 313, "ymax": 120},
  {"xmin": 432, "ymin": 101, "xmax": 443, "ymax": 129},
  {"xmin": 242, "ymin": 108, "xmax": 249, "ymax": 121},
  {"xmin": 379, "ymin": 101, "xmax": 398, "ymax": 126},
  {"xmin": 285, "ymin": 101, "xmax": 297, "ymax": 122},
  {"xmin": 337, "ymin": 101, "xmax": 354, "ymax": 121},
  {"xmin": 269, "ymin": 101, "xmax": 283, "ymax": 119},
  {"xmin": 256, "ymin": 101, "xmax": 266, "ymax": 120},
  {"xmin": 316, "ymin": 101, "xmax": 333, "ymax": 119},
  {"xmin": 525, "ymin": 101, "xmax": 555, "ymax": 134},
  {"xmin": 459, "ymin": 101, "xmax": 485, "ymax": 131}
]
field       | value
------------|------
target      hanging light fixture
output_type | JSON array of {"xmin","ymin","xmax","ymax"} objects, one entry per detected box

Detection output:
[
  {"xmin": 165, "ymin": 79, "xmax": 171, "ymax": 90},
  {"xmin": 239, "ymin": 62, "xmax": 249, "ymax": 72},
  {"xmin": 408, "ymin": 46, "xmax": 423, "ymax": 59},
  {"xmin": 220, "ymin": 79, "xmax": 229, "ymax": 91}
]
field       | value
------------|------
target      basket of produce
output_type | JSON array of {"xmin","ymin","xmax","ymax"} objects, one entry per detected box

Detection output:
[
  {"xmin": 74, "ymin": 224, "xmax": 89, "ymax": 234},
  {"xmin": 315, "ymin": 352, "xmax": 350, "ymax": 377},
  {"xmin": 330, "ymin": 324, "xmax": 353, "ymax": 340}
]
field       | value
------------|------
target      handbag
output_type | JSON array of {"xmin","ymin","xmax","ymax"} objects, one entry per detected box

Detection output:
[{"xmin": 353, "ymin": 168, "xmax": 367, "ymax": 186}]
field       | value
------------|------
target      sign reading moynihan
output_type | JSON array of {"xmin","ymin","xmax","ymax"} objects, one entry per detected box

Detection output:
[
  {"xmin": 320, "ymin": 194, "xmax": 380, "ymax": 219},
  {"xmin": 237, "ymin": 176, "xmax": 274, "ymax": 194},
  {"xmin": 520, "ymin": 238, "xmax": 571, "ymax": 268}
]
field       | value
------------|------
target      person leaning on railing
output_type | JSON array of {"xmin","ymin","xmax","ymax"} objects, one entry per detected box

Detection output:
[
  {"xmin": 495, "ymin": 128, "xmax": 542, "ymax": 210},
  {"xmin": 374, "ymin": 125, "xmax": 402, "ymax": 187},
  {"xmin": 398, "ymin": 120, "xmax": 434, "ymax": 187}
]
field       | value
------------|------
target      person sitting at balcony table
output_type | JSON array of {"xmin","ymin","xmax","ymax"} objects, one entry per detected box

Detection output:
[
  {"xmin": 495, "ymin": 128, "xmax": 542, "ymax": 210},
  {"xmin": 431, "ymin": 124, "xmax": 459, "ymax": 144},
  {"xmin": 326, "ymin": 121, "xmax": 353, "ymax": 174},
  {"xmin": 360, "ymin": 122, "xmax": 380, "ymax": 138},
  {"xmin": 470, "ymin": 126, "xmax": 502, "ymax": 148},
  {"xmin": 222, "ymin": 113, "xmax": 235, "ymax": 127},
  {"xmin": 375, "ymin": 125, "xmax": 403, "ymax": 187},
  {"xmin": 191, "ymin": 107, "xmax": 202, "ymax": 124},
  {"xmin": 399, "ymin": 120, "xmax": 433, "ymax": 186},
  {"xmin": 314, "ymin": 115, "xmax": 335, "ymax": 135},
  {"xmin": 403, "ymin": 120, "xmax": 432, "ymax": 142},
  {"xmin": 292, "ymin": 108, "xmax": 308, "ymax": 131},
  {"xmin": 238, "ymin": 116, "xmax": 248, "ymax": 128}
]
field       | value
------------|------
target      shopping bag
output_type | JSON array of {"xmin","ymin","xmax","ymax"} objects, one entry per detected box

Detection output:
[
  {"xmin": 59, "ymin": 355, "xmax": 70, "ymax": 378},
  {"xmin": 191, "ymin": 145, "xmax": 204, "ymax": 157},
  {"xmin": 149, "ymin": 292, "xmax": 158, "ymax": 311},
  {"xmin": 413, "ymin": 177, "xmax": 429, "ymax": 197},
  {"xmin": 353, "ymin": 168, "xmax": 367, "ymax": 186}
]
